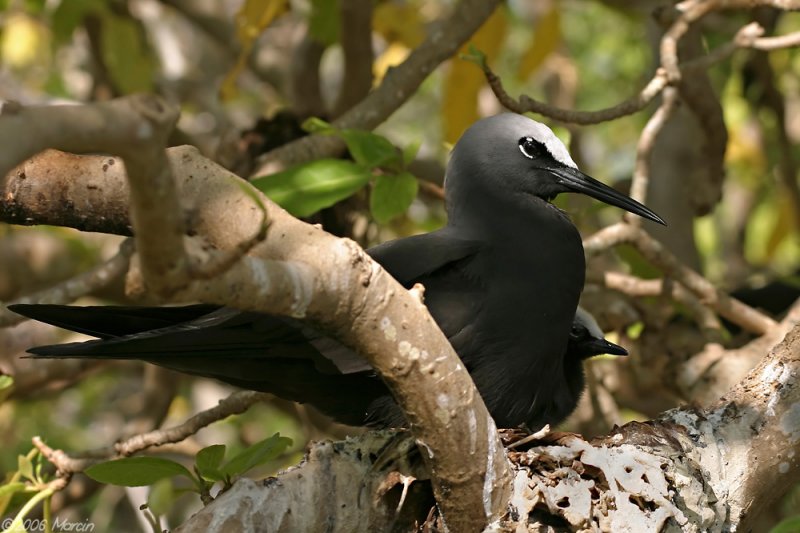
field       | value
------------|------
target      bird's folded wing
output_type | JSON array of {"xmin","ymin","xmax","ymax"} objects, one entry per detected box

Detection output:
[{"xmin": 366, "ymin": 228, "xmax": 482, "ymax": 286}]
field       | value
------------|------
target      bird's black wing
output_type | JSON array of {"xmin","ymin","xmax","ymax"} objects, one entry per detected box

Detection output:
[
  {"xmin": 367, "ymin": 228, "xmax": 482, "ymax": 286},
  {"xmin": 8, "ymin": 229, "xmax": 484, "ymax": 427},
  {"xmin": 369, "ymin": 228, "xmax": 486, "ymax": 352}
]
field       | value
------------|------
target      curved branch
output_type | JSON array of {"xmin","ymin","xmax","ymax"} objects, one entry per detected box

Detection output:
[
  {"xmin": 253, "ymin": 0, "xmax": 503, "ymax": 175},
  {"xmin": 1, "ymin": 97, "xmax": 511, "ymax": 531}
]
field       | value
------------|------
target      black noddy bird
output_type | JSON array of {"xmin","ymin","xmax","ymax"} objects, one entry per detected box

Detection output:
[{"xmin": 9, "ymin": 113, "xmax": 661, "ymax": 429}]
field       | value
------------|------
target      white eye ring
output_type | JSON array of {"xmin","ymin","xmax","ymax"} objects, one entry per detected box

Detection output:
[{"xmin": 518, "ymin": 137, "xmax": 538, "ymax": 159}]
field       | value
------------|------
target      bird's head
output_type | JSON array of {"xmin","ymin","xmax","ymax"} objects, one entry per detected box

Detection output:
[
  {"xmin": 568, "ymin": 307, "xmax": 628, "ymax": 360},
  {"xmin": 445, "ymin": 113, "xmax": 665, "ymax": 225}
]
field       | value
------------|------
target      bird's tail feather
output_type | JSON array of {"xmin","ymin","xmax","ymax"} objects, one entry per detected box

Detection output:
[{"xmin": 8, "ymin": 303, "xmax": 218, "ymax": 339}]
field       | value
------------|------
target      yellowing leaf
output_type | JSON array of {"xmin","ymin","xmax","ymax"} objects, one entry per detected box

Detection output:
[
  {"xmin": 1, "ymin": 13, "xmax": 49, "ymax": 68},
  {"xmin": 442, "ymin": 7, "xmax": 507, "ymax": 144},
  {"xmin": 765, "ymin": 192, "xmax": 796, "ymax": 261},
  {"xmin": 517, "ymin": 7, "xmax": 561, "ymax": 80},
  {"xmin": 235, "ymin": 0, "xmax": 289, "ymax": 43},
  {"xmin": 373, "ymin": 2, "xmax": 425, "ymax": 48},
  {"xmin": 221, "ymin": 0, "xmax": 289, "ymax": 100},
  {"xmin": 373, "ymin": 42, "xmax": 411, "ymax": 84}
]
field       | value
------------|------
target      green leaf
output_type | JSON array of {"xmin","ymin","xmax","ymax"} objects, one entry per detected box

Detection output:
[
  {"xmin": 301, "ymin": 116, "xmax": 334, "ymax": 134},
  {"xmin": 626, "ymin": 322, "xmax": 644, "ymax": 340},
  {"xmin": 771, "ymin": 516, "xmax": 800, "ymax": 533},
  {"xmin": 99, "ymin": 12, "xmax": 155, "ymax": 93},
  {"xmin": 309, "ymin": 0, "xmax": 339, "ymax": 45},
  {"xmin": 252, "ymin": 159, "xmax": 372, "ymax": 217},
  {"xmin": 340, "ymin": 129, "xmax": 401, "ymax": 170},
  {"xmin": 147, "ymin": 478, "xmax": 175, "ymax": 517},
  {"xmin": 370, "ymin": 171, "xmax": 419, "ymax": 224},
  {"xmin": 220, "ymin": 434, "xmax": 291, "ymax": 477},
  {"xmin": 17, "ymin": 455, "xmax": 34, "ymax": 482},
  {"xmin": 196, "ymin": 445, "xmax": 226, "ymax": 481},
  {"xmin": 85, "ymin": 457, "xmax": 193, "ymax": 487},
  {"xmin": 51, "ymin": 0, "xmax": 102, "ymax": 46}
]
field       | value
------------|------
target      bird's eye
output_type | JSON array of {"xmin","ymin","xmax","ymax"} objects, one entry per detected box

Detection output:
[{"xmin": 518, "ymin": 137, "xmax": 542, "ymax": 159}]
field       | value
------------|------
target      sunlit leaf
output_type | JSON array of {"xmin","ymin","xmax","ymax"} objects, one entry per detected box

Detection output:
[
  {"xmin": 517, "ymin": 6, "xmax": 561, "ymax": 80},
  {"xmin": 373, "ymin": 42, "xmax": 411, "ymax": 83},
  {"xmin": 252, "ymin": 159, "xmax": 372, "ymax": 217},
  {"xmin": 626, "ymin": 322, "xmax": 644, "ymax": 340},
  {"xmin": 309, "ymin": 0, "xmax": 339, "ymax": 45},
  {"xmin": 371, "ymin": 171, "xmax": 418, "ymax": 224},
  {"xmin": 442, "ymin": 7, "xmax": 508, "ymax": 144},
  {"xmin": 220, "ymin": 433, "xmax": 291, "ymax": 477},
  {"xmin": 99, "ymin": 12, "xmax": 155, "ymax": 93},
  {"xmin": 1, "ymin": 13, "xmax": 48, "ymax": 68},
  {"xmin": 85, "ymin": 457, "xmax": 193, "ymax": 487},
  {"xmin": 301, "ymin": 116, "xmax": 334, "ymax": 134}
]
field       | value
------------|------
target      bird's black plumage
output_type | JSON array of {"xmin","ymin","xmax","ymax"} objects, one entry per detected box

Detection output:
[{"xmin": 9, "ymin": 113, "xmax": 659, "ymax": 429}]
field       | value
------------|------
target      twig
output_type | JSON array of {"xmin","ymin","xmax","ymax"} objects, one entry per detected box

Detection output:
[
  {"xmin": 592, "ymin": 271, "xmax": 723, "ymax": 332},
  {"xmin": 625, "ymin": 87, "xmax": 679, "ymax": 224},
  {"xmin": 253, "ymin": 0, "xmax": 504, "ymax": 175},
  {"xmin": 483, "ymin": 62, "xmax": 668, "ymax": 125},
  {"xmin": 0, "ymin": 238, "xmax": 134, "ymax": 327},
  {"xmin": 31, "ymin": 391, "xmax": 271, "ymax": 474},
  {"xmin": 584, "ymin": 223, "xmax": 777, "ymax": 335},
  {"xmin": 753, "ymin": 30, "xmax": 800, "ymax": 50},
  {"xmin": 418, "ymin": 179, "xmax": 446, "ymax": 201},
  {"xmin": 483, "ymin": 18, "xmax": 800, "ymax": 125}
]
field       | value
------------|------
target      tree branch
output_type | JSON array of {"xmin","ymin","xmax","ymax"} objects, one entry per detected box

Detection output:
[
  {"xmin": 253, "ymin": 0, "xmax": 503, "ymax": 175},
  {"xmin": 584, "ymin": 223, "xmax": 778, "ymax": 335},
  {"xmin": 1, "ymin": 96, "xmax": 511, "ymax": 532},
  {"xmin": 0, "ymin": 238, "xmax": 134, "ymax": 327}
]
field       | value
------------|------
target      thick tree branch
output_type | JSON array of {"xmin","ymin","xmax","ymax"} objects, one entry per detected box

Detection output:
[
  {"xmin": 332, "ymin": 0, "xmax": 374, "ymax": 117},
  {"xmin": 175, "ymin": 324, "xmax": 800, "ymax": 531},
  {"xmin": 1, "ymin": 97, "xmax": 510, "ymax": 531}
]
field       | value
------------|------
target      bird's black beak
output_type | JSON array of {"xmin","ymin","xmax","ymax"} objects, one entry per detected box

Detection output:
[
  {"xmin": 550, "ymin": 166, "xmax": 666, "ymax": 225},
  {"xmin": 587, "ymin": 338, "xmax": 628, "ymax": 357}
]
